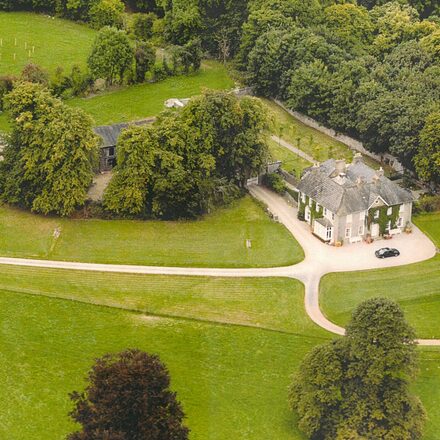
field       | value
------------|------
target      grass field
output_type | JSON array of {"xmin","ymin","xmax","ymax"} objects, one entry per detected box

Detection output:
[
  {"xmin": 0, "ymin": 272, "xmax": 327, "ymax": 440},
  {"xmin": 320, "ymin": 213, "xmax": 440, "ymax": 339},
  {"xmin": 267, "ymin": 138, "xmax": 312, "ymax": 177},
  {"xmin": 263, "ymin": 99, "xmax": 353, "ymax": 163},
  {"xmin": 0, "ymin": 196, "xmax": 304, "ymax": 267},
  {"xmin": 67, "ymin": 61, "xmax": 235, "ymax": 125},
  {"xmin": 0, "ymin": 12, "xmax": 96, "ymax": 75},
  {"xmin": 320, "ymin": 255, "xmax": 440, "ymax": 339},
  {"xmin": 415, "ymin": 212, "xmax": 440, "ymax": 247},
  {"xmin": 1, "ymin": 268, "xmax": 439, "ymax": 439}
]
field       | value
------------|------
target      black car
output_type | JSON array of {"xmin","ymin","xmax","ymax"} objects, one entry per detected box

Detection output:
[{"xmin": 375, "ymin": 247, "xmax": 400, "ymax": 259}]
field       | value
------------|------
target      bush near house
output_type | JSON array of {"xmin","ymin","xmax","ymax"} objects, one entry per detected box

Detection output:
[{"xmin": 263, "ymin": 172, "xmax": 286, "ymax": 195}]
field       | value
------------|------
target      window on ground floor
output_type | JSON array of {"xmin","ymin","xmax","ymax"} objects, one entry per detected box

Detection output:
[
  {"xmin": 345, "ymin": 227, "xmax": 351, "ymax": 238},
  {"xmin": 326, "ymin": 227, "xmax": 332, "ymax": 240},
  {"xmin": 398, "ymin": 217, "xmax": 403, "ymax": 227},
  {"xmin": 305, "ymin": 206, "xmax": 311, "ymax": 222},
  {"xmin": 358, "ymin": 225, "xmax": 364, "ymax": 235}
]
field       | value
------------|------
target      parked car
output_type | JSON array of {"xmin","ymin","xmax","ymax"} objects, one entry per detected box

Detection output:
[{"xmin": 375, "ymin": 247, "xmax": 400, "ymax": 259}]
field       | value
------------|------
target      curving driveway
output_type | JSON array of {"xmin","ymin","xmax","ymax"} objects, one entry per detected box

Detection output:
[{"xmin": 0, "ymin": 185, "xmax": 438, "ymax": 345}]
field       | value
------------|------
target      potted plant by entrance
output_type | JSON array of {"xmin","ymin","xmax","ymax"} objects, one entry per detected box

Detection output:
[{"xmin": 405, "ymin": 222, "xmax": 413, "ymax": 234}]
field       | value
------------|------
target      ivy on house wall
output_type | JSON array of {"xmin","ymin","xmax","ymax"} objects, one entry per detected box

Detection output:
[
  {"xmin": 367, "ymin": 205, "xmax": 402, "ymax": 235},
  {"xmin": 298, "ymin": 194, "xmax": 323, "ymax": 223}
]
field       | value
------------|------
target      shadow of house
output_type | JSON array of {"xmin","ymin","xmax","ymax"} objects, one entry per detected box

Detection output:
[{"xmin": 94, "ymin": 118, "xmax": 155, "ymax": 172}]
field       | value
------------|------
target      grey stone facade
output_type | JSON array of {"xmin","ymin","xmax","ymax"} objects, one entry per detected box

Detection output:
[{"xmin": 297, "ymin": 156, "xmax": 414, "ymax": 245}]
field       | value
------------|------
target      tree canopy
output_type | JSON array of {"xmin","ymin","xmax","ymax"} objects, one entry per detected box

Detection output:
[
  {"xmin": 243, "ymin": 0, "xmax": 440, "ymax": 179},
  {"xmin": 103, "ymin": 91, "xmax": 268, "ymax": 219},
  {"xmin": 290, "ymin": 298, "xmax": 426, "ymax": 440},
  {"xmin": 87, "ymin": 26, "xmax": 134, "ymax": 85},
  {"xmin": 67, "ymin": 349, "xmax": 189, "ymax": 440},
  {"xmin": 0, "ymin": 82, "xmax": 98, "ymax": 216}
]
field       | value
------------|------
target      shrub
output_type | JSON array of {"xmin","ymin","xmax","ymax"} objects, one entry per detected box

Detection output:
[
  {"xmin": 263, "ymin": 172, "xmax": 286, "ymax": 194},
  {"xmin": 89, "ymin": 0, "xmax": 124, "ymax": 29},
  {"xmin": 415, "ymin": 194, "xmax": 440, "ymax": 213},
  {"xmin": 132, "ymin": 12, "xmax": 156, "ymax": 40}
]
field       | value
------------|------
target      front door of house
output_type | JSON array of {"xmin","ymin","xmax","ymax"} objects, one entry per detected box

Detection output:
[{"xmin": 371, "ymin": 223, "xmax": 380, "ymax": 237}]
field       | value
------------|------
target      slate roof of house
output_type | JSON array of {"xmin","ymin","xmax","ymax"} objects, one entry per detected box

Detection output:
[
  {"xmin": 93, "ymin": 118, "xmax": 155, "ymax": 148},
  {"xmin": 297, "ymin": 157, "xmax": 413, "ymax": 216}
]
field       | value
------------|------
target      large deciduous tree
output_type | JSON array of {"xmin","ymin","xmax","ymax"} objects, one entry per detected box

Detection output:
[
  {"xmin": 87, "ymin": 27, "xmax": 134, "ymax": 85},
  {"xmin": 67, "ymin": 349, "xmax": 189, "ymax": 440},
  {"xmin": 104, "ymin": 91, "xmax": 267, "ymax": 219},
  {"xmin": 414, "ymin": 111, "xmax": 440, "ymax": 184},
  {"xmin": 0, "ymin": 82, "xmax": 98, "ymax": 216},
  {"xmin": 290, "ymin": 298, "xmax": 426, "ymax": 440}
]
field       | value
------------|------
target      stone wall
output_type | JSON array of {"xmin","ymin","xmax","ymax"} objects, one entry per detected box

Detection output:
[{"xmin": 273, "ymin": 100, "xmax": 405, "ymax": 173}]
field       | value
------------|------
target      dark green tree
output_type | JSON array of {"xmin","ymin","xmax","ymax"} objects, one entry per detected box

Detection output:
[
  {"xmin": 414, "ymin": 111, "xmax": 440, "ymax": 183},
  {"xmin": 87, "ymin": 27, "xmax": 134, "ymax": 85},
  {"xmin": 134, "ymin": 41, "xmax": 156, "ymax": 82},
  {"xmin": 104, "ymin": 91, "xmax": 268, "ymax": 219},
  {"xmin": 0, "ymin": 82, "xmax": 98, "ymax": 216},
  {"xmin": 290, "ymin": 298, "xmax": 426, "ymax": 440},
  {"xmin": 132, "ymin": 12, "xmax": 157, "ymax": 40},
  {"xmin": 67, "ymin": 349, "xmax": 189, "ymax": 440}
]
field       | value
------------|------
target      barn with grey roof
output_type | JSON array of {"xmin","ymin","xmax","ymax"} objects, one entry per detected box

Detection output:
[
  {"xmin": 297, "ymin": 154, "xmax": 414, "ymax": 244},
  {"xmin": 94, "ymin": 118, "xmax": 155, "ymax": 172}
]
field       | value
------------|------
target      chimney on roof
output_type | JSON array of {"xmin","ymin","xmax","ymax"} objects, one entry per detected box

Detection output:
[
  {"xmin": 335, "ymin": 159, "xmax": 346, "ymax": 175},
  {"xmin": 373, "ymin": 167, "xmax": 384, "ymax": 182},
  {"xmin": 353, "ymin": 153, "xmax": 363, "ymax": 165}
]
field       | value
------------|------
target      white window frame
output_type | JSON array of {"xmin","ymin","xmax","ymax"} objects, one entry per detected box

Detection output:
[
  {"xmin": 346, "ymin": 214, "xmax": 352, "ymax": 223},
  {"xmin": 305, "ymin": 206, "xmax": 311, "ymax": 222},
  {"xmin": 397, "ymin": 217, "xmax": 403, "ymax": 227},
  {"xmin": 326, "ymin": 227, "xmax": 332, "ymax": 240},
  {"xmin": 374, "ymin": 210, "xmax": 379, "ymax": 219},
  {"xmin": 316, "ymin": 203, "xmax": 320, "ymax": 211},
  {"xmin": 301, "ymin": 193, "xmax": 306, "ymax": 203},
  {"xmin": 387, "ymin": 207, "xmax": 392, "ymax": 215},
  {"xmin": 399, "ymin": 204, "xmax": 405, "ymax": 213},
  {"xmin": 358, "ymin": 224, "xmax": 364, "ymax": 236},
  {"xmin": 345, "ymin": 227, "xmax": 351, "ymax": 238}
]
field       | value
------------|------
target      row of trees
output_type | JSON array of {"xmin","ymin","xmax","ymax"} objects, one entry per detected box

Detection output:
[
  {"xmin": 0, "ymin": 0, "xmax": 162, "ymax": 27},
  {"xmin": 242, "ymin": 1, "xmax": 440, "ymax": 184},
  {"xmin": 103, "ymin": 90, "xmax": 269, "ymax": 219},
  {"xmin": 0, "ymin": 86, "xmax": 268, "ymax": 218}
]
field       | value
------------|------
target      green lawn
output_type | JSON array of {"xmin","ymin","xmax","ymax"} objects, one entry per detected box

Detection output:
[
  {"xmin": 0, "ymin": 12, "xmax": 96, "ymax": 75},
  {"xmin": 320, "ymin": 212, "xmax": 440, "ymax": 339},
  {"xmin": 320, "ymin": 255, "xmax": 440, "ymax": 339},
  {"xmin": 67, "ymin": 61, "xmax": 235, "ymax": 125},
  {"xmin": 415, "ymin": 212, "xmax": 440, "ymax": 248},
  {"xmin": 1, "ymin": 269, "xmax": 438, "ymax": 439},
  {"xmin": 263, "ymin": 99, "xmax": 353, "ymax": 163},
  {"xmin": 0, "ymin": 272, "xmax": 328, "ymax": 440},
  {"xmin": 0, "ymin": 196, "xmax": 304, "ymax": 267},
  {"xmin": 267, "ymin": 138, "xmax": 312, "ymax": 178}
]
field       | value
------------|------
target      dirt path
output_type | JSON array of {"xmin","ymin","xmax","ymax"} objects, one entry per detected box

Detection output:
[{"xmin": 271, "ymin": 135, "xmax": 317, "ymax": 165}]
